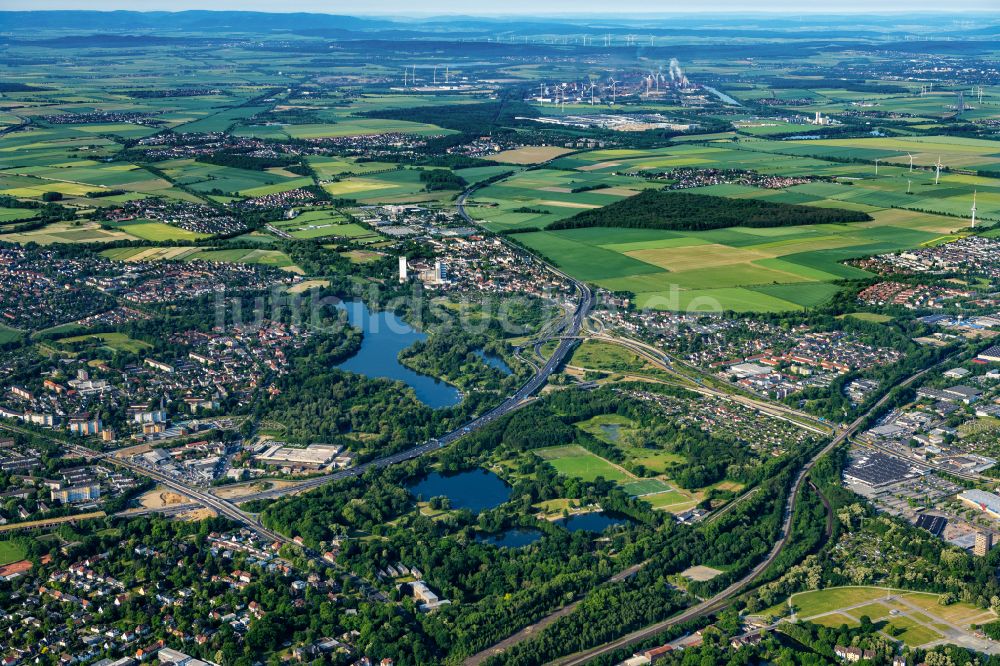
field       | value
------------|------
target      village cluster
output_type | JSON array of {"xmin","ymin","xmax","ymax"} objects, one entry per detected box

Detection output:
[
  {"xmin": 852, "ymin": 236, "xmax": 1000, "ymax": 281},
  {"xmin": 100, "ymin": 201, "xmax": 247, "ymax": 237},
  {"xmin": 627, "ymin": 167, "xmax": 814, "ymax": 190}
]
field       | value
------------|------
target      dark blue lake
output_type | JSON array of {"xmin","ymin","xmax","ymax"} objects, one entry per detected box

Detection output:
[
  {"xmin": 475, "ymin": 349, "xmax": 513, "ymax": 376},
  {"xmin": 407, "ymin": 468, "xmax": 511, "ymax": 513},
  {"xmin": 556, "ymin": 512, "xmax": 631, "ymax": 533},
  {"xmin": 476, "ymin": 528, "xmax": 543, "ymax": 548},
  {"xmin": 335, "ymin": 300, "xmax": 461, "ymax": 409}
]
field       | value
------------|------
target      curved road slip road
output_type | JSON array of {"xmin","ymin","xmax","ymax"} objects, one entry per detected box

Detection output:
[{"xmin": 542, "ymin": 356, "xmax": 954, "ymax": 666}]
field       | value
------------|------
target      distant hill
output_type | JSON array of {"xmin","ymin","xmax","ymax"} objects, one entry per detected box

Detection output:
[{"xmin": 548, "ymin": 189, "xmax": 873, "ymax": 232}]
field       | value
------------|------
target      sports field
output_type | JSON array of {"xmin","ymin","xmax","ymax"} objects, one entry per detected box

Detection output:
[{"xmin": 0, "ymin": 540, "xmax": 26, "ymax": 566}]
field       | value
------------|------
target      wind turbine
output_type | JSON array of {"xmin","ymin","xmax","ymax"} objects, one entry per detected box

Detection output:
[
  {"xmin": 433, "ymin": 65, "xmax": 438, "ymax": 85},
  {"xmin": 874, "ymin": 158, "xmax": 879, "ymax": 176},
  {"xmin": 609, "ymin": 77, "xmax": 618, "ymax": 104},
  {"xmin": 907, "ymin": 179, "xmax": 912, "ymax": 194},
  {"xmin": 971, "ymin": 190, "xmax": 978, "ymax": 228},
  {"xmin": 907, "ymin": 153, "xmax": 914, "ymax": 172},
  {"xmin": 934, "ymin": 156, "xmax": 943, "ymax": 185},
  {"xmin": 589, "ymin": 82, "xmax": 597, "ymax": 105}
]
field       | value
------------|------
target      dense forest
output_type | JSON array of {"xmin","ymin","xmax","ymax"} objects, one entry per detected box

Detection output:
[{"xmin": 547, "ymin": 189, "xmax": 872, "ymax": 232}]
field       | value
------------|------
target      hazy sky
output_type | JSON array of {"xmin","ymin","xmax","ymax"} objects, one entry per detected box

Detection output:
[{"xmin": 6, "ymin": 0, "xmax": 1000, "ymax": 14}]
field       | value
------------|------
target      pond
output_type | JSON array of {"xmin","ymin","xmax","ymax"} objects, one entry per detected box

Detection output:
[
  {"xmin": 475, "ymin": 349, "xmax": 513, "ymax": 376},
  {"xmin": 598, "ymin": 423, "xmax": 622, "ymax": 442},
  {"xmin": 407, "ymin": 468, "xmax": 512, "ymax": 513},
  {"xmin": 335, "ymin": 300, "xmax": 461, "ymax": 409},
  {"xmin": 476, "ymin": 528, "xmax": 543, "ymax": 548},
  {"xmin": 555, "ymin": 511, "xmax": 631, "ymax": 533}
]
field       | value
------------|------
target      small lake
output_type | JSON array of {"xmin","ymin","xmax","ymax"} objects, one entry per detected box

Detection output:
[
  {"xmin": 475, "ymin": 349, "xmax": 512, "ymax": 376},
  {"xmin": 476, "ymin": 528, "xmax": 543, "ymax": 548},
  {"xmin": 556, "ymin": 512, "xmax": 631, "ymax": 533},
  {"xmin": 335, "ymin": 300, "xmax": 461, "ymax": 409},
  {"xmin": 599, "ymin": 423, "xmax": 622, "ymax": 442},
  {"xmin": 407, "ymin": 468, "xmax": 511, "ymax": 513}
]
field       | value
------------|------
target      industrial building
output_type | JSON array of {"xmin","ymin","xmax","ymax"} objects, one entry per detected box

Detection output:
[
  {"xmin": 959, "ymin": 489, "xmax": 1000, "ymax": 519},
  {"xmin": 254, "ymin": 443, "xmax": 347, "ymax": 471}
]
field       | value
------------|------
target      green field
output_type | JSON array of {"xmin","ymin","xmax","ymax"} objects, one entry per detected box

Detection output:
[
  {"xmin": 535, "ymin": 443, "xmax": 694, "ymax": 510},
  {"xmin": 109, "ymin": 221, "xmax": 209, "ymax": 241},
  {"xmin": 763, "ymin": 586, "xmax": 993, "ymax": 647},
  {"xmin": 0, "ymin": 540, "xmax": 26, "ymax": 566},
  {"xmin": 535, "ymin": 445, "xmax": 630, "ymax": 483},
  {"xmin": 569, "ymin": 340, "xmax": 651, "ymax": 373},
  {"xmin": 56, "ymin": 332, "xmax": 152, "ymax": 354},
  {"xmin": 0, "ymin": 324, "xmax": 23, "ymax": 344}
]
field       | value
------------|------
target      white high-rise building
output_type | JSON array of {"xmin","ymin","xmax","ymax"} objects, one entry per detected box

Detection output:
[{"xmin": 399, "ymin": 256, "xmax": 408, "ymax": 283}]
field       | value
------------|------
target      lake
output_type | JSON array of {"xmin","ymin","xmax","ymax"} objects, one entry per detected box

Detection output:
[
  {"xmin": 556, "ymin": 511, "xmax": 631, "ymax": 533},
  {"xmin": 407, "ymin": 468, "xmax": 512, "ymax": 513},
  {"xmin": 475, "ymin": 349, "xmax": 513, "ymax": 376},
  {"xmin": 476, "ymin": 528, "xmax": 543, "ymax": 548},
  {"xmin": 335, "ymin": 300, "xmax": 461, "ymax": 409}
]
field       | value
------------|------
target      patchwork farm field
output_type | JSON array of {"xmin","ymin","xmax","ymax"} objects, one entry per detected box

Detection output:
[
  {"xmin": 234, "ymin": 118, "xmax": 454, "ymax": 140},
  {"xmin": 511, "ymin": 210, "xmax": 954, "ymax": 311},
  {"xmin": 271, "ymin": 209, "xmax": 379, "ymax": 242},
  {"xmin": 0, "ymin": 220, "xmax": 140, "ymax": 245},
  {"xmin": 100, "ymin": 246, "xmax": 300, "ymax": 271},
  {"xmin": 323, "ymin": 168, "xmax": 463, "ymax": 204},
  {"xmin": 476, "ymin": 139, "xmax": 984, "ymax": 312}
]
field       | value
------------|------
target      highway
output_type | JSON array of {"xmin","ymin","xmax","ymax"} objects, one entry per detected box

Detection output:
[{"xmin": 550, "ymin": 354, "xmax": 956, "ymax": 665}]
